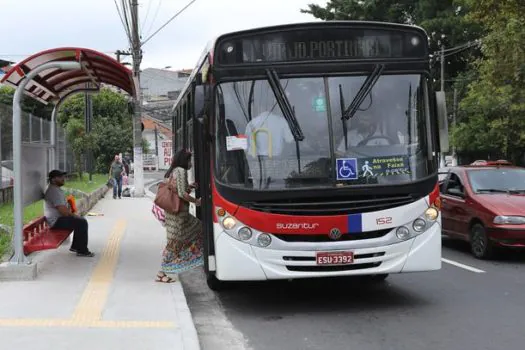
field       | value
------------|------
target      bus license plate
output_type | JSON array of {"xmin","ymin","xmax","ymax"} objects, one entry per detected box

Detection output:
[{"xmin": 316, "ymin": 251, "xmax": 354, "ymax": 265}]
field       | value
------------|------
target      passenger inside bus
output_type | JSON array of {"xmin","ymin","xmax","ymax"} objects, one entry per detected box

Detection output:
[{"xmin": 244, "ymin": 109, "xmax": 295, "ymax": 158}]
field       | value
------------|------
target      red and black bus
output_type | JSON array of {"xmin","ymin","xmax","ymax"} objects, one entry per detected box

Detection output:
[{"xmin": 171, "ymin": 21, "xmax": 448, "ymax": 290}]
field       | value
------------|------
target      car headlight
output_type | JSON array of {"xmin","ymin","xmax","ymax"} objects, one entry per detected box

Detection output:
[
  {"xmin": 493, "ymin": 216, "xmax": 525, "ymax": 225},
  {"xmin": 222, "ymin": 217, "xmax": 237, "ymax": 230},
  {"xmin": 424, "ymin": 207, "xmax": 439, "ymax": 221}
]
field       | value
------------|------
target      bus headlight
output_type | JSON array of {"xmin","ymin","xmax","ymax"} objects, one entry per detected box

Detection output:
[
  {"xmin": 424, "ymin": 207, "xmax": 439, "ymax": 221},
  {"xmin": 257, "ymin": 233, "xmax": 272, "ymax": 247},
  {"xmin": 222, "ymin": 217, "xmax": 237, "ymax": 230},
  {"xmin": 413, "ymin": 218, "xmax": 427, "ymax": 232},
  {"xmin": 238, "ymin": 227, "xmax": 253, "ymax": 241},
  {"xmin": 396, "ymin": 226, "xmax": 411, "ymax": 240}
]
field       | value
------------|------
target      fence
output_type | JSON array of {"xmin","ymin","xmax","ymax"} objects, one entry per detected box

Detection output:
[{"xmin": 0, "ymin": 103, "xmax": 76, "ymax": 204}]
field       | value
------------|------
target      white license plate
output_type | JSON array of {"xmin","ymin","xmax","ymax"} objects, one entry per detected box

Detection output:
[{"xmin": 315, "ymin": 251, "xmax": 354, "ymax": 265}]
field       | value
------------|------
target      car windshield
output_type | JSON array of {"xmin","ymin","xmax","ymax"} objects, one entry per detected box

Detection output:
[
  {"xmin": 215, "ymin": 74, "xmax": 434, "ymax": 190},
  {"xmin": 468, "ymin": 168, "xmax": 525, "ymax": 193}
]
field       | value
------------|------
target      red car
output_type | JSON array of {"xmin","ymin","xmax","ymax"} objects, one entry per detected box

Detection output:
[{"xmin": 439, "ymin": 160, "xmax": 525, "ymax": 259}]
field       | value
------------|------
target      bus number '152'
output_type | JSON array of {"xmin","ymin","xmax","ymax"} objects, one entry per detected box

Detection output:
[{"xmin": 376, "ymin": 217, "xmax": 393, "ymax": 225}]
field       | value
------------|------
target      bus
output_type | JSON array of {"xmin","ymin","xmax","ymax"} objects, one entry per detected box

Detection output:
[{"xmin": 171, "ymin": 21, "xmax": 449, "ymax": 290}]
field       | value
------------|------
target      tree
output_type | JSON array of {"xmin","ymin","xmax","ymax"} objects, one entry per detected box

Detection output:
[
  {"xmin": 142, "ymin": 138, "xmax": 151, "ymax": 154},
  {"xmin": 58, "ymin": 88, "xmax": 135, "ymax": 174},
  {"xmin": 0, "ymin": 85, "xmax": 54, "ymax": 118},
  {"xmin": 301, "ymin": 0, "xmax": 483, "ymax": 88},
  {"xmin": 454, "ymin": 0, "xmax": 525, "ymax": 163},
  {"xmin": 65, "ymin": 118, "xmax": 95, "ymax": 178},
  {"xmin": 91, "ymin": 116, "xmax": 133, "ymax": 173}
]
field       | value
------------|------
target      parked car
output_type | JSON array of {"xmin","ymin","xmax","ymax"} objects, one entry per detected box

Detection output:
[{"xmin": 440, "ymin": 160, "xmax": 525, "ymax": 259}]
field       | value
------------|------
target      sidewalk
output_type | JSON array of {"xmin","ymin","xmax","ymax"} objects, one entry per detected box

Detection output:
[{"xmin": 0, "ymin": 189, "xmax": 200, "ymax": 350}]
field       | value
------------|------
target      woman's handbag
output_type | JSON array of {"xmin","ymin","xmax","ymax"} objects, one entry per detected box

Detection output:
[
  {"xmin": 154, "ymin": 177, "xmax": 181, "ymax": 214},
  {"xmin": 151, "ymin": 203, "xmax": 166, "ymax": 226}
]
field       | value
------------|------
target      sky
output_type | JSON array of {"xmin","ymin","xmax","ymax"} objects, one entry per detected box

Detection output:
[{"xmin": 0, "ymin": 0, "xmax": 327, "ymax": 70}]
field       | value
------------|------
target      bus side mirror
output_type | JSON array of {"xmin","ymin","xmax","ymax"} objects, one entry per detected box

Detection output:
[{"xmin": 436, "ymin": 91, "xmax": 449, "ymax": 153}]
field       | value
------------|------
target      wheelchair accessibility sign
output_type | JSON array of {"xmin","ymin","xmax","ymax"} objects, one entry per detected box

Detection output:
[{"xmin": 336, "ymin": 158, "xmax": 358, "ymax": 180}]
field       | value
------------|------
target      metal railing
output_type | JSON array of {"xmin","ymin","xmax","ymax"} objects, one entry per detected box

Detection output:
[{"xmin": 0, "ymin": 103, "xmax": 76, "ymax": 201}]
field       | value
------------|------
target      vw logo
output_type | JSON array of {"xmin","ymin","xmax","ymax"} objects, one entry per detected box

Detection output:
[{"xmin": 328, "ymin": 228, "xmax": 342, "ymax": 240}]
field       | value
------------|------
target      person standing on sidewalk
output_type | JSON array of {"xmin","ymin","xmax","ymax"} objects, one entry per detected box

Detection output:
[
  {"xmin": 156, "ymin": 150, "xmax": 203, "ymax": 283},
  {"xmin": 109, "ymin": 155, "xmax": 126, "ymax": 199},
  {"xmin": 44, "ymin": 170, "xmax": 95, "ymax": 257}
]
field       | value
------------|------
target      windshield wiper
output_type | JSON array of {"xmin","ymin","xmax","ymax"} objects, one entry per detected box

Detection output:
[
  {"xmin": 265, "ymin": 69, "xmax": 304, "ymax": 141},
  {"xmin": 339, "ymin": 84, "xmax": 348, "ymax": 151},
  {"xmin": 343, "ymin": 64, "xmax": 385, "ymax": 120},
  {"xmin": 476, "ymin": 188, "xmax": 510, "ymax": 194}
]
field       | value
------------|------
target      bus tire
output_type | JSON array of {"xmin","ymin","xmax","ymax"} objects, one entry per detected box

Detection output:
[{"xmin": 206, "ymin": 272, "xmax": 229, "ymax": 291}]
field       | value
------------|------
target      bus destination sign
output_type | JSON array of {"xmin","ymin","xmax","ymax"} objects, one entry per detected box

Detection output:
[{"xmin": 217, "ymin": 28, "xmax": 427, "ymax": 65}]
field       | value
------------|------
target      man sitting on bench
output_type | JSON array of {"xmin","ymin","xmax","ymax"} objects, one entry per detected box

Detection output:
[{"xmin": 44, "ymin": 170, "xmax": 95, "ymax": 257}]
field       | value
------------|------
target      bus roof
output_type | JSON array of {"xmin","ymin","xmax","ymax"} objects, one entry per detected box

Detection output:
[
  {"xmin": 170, "ymin": 20, "xmax": 429, "ymax": 111},
  {"xmin": 215, "ymin": 21, "xmax": 428, "ymax": 42}
]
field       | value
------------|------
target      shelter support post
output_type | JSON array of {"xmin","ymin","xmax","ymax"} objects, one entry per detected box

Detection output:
[
  {"xmin": 50, "ymin": 106, "xmax": 58, "ymax": 169},
  {"xmin": 132, "ymin": 76, "xmax": 144, "ymax": 197},
  {"xmin": 10, "ymin": 61, "xmax": 81, "ymax": 265}
]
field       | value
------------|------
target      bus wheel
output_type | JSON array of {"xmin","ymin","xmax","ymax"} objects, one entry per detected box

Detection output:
[{"xmin": 206, "ymin": 272, "xmax": 229, "ymax": 291}]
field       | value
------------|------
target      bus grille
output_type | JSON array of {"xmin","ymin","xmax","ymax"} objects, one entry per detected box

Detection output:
[
  {"xmin": 286, "ymin": 262, "xmax": 382, "ymax": 272},
  {"xmin": 274, "ymin": 229, "xmax": 391, "ymax": 242},
  {"xmin": 243, "ymin": 194, "xmax": 417, "ymax": 216}
]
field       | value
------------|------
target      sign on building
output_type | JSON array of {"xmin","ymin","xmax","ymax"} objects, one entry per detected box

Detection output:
[{"xmin": 160, "ymin": 140, "xmax": 173, "ymax": 169}]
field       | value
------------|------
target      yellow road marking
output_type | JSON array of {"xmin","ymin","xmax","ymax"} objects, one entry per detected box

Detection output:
[
  {"xmin": 0, "ymin": 319, "xmax": 176, "ymax": 328},
  {"xmin": 0, "ymin": 219, "xmax": 177, "ymax": 329},
  {"xmin": 71, "ymin": 219, "xmax": 127, "ymax": 322}
]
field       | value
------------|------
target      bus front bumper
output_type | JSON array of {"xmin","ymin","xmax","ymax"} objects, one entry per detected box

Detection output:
[{"xmin": 214, "ymin": 223, "xmax": 442, "ymax": 281}]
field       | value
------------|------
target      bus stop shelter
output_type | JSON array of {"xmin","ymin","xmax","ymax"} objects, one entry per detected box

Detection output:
[{"xmin": 0, "ymin": 47, "xmax": 137, "ymax": 265}]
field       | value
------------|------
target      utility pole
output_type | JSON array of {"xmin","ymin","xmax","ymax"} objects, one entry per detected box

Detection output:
[
  {"xmin": 154, "ymin": 125, "xmax": 159, "ymax": 156},
  {"xmin": 84, "ymin": 85, "xmax": 93, "ymax": 182},
  {"xmin": 452, "ymin": 87, "xmax": 458, "ymax": 166},
  {"xmin": 439, "ymin": 44, "xmax": 446, "ymax": 168},
  {"xmin": 440, "ymin": 45, "xmax": 445, "ymax": 92},
  {"xmin": 130, "ymin": 0, "xmax": 144, "ymax": 196}
]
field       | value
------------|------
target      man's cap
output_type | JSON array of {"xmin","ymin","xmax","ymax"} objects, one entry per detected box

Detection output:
[{"xmin": 48, "ymin": 170, "xmax": 67, "ymax": 180}]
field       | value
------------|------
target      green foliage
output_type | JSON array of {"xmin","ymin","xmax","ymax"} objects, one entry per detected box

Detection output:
[
  {"xmin": 91, "ymin": 116, "xmax": 133, "ymax": 173},
  {"xmin": 453, "ymin": 0, "xmax": 525, "ymax": 163},
  {"xmin": 57, "ymin": 88, "xmax": 134, "ymax": 174},
  {"xmin": 0, "ymin": 85, "xmax": 53, "ymax": 118},
  {"xmin": 301, "ymin": 0, "xmax": 483, "ymax": 88},
  {"xmin": 65, "ymin": 118, "xmax": 96, "ymax": 178},
  {"xmin": 142, "ymin": 137, "xmax": 151, "ymax": 154}
]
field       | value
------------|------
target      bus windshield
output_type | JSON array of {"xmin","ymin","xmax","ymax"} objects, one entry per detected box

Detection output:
[{"xmin": 215, "ymin": 74, "xmax": 434, "ymax": 190}]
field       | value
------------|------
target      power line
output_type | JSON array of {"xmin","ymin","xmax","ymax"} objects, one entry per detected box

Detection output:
[
  {"xmin": 114, "ymin": 0, "xmax": 133, "ymax": 45},
  {"xmin": 122, "ymin": 0, "xmax": 134, "ymax": 41},
  {"xmin": 143, "ymin": 0, "xmax": 162, "ymax": 38},
  {"xmin": 140, "ymin": 0, "xmax": 153, "ymax": 35},
  {"xmin": 433, "ymin": 40, "xmax": 482, "ymax": 58},
  {"xmin": 141, "ymin": 0, "xmax": 197, "ymax": 47}
]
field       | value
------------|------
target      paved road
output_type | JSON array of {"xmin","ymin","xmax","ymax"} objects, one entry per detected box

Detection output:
[
  {"xmin": 149, "ymin": 178, "xmax": 525, "ymax": 349},
  {"xmin": 181, "ymin": 240, "xmax": 525, "ymax": 350}
]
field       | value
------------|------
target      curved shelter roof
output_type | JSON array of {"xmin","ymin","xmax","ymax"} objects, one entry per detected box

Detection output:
[{"xmin": 0, "ymin": 47, "xmax": 136, "ymax": 104}]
